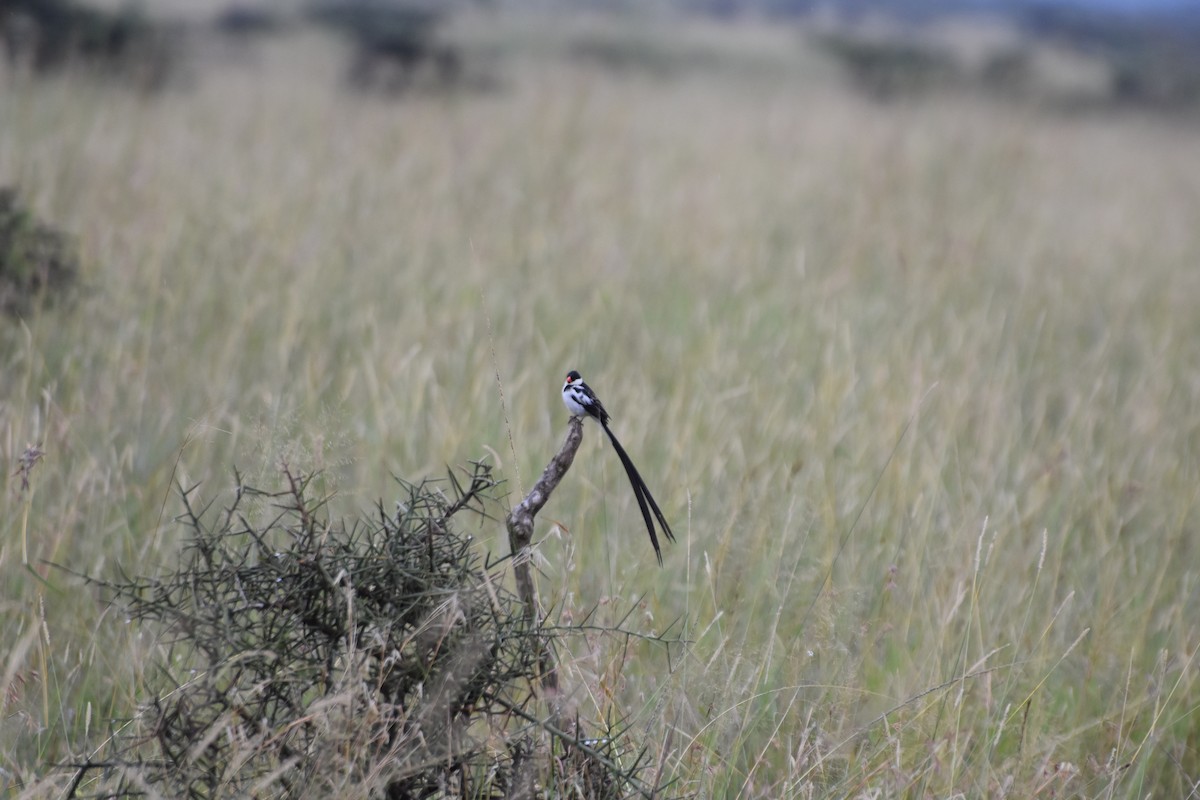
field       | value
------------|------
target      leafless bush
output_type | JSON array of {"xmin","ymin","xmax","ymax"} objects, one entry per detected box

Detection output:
[{"xmin": 68, "ymin": 463, "xmax": 655, "ymax": 798}]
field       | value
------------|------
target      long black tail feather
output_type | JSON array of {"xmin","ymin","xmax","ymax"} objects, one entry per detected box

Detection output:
[{"xmin": 600, "ymin": 421, "xmax": 675, "ymax": 565}]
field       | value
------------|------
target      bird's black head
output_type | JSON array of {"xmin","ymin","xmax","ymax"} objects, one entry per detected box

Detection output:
[{"xmin": 565, "ymin": 370, "xmax": 582, "ymax": 384}]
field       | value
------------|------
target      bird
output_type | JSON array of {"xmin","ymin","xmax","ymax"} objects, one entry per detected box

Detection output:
[{"xmin": 562, "ymin": 370, "xmax": 675, "ymax": 565}]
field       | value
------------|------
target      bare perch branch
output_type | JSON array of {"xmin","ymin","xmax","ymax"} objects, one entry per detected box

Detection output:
[
  {"xmin": 504, "ymin": 416, "xmax": 584, "ymax": 701},
  {"xmin": 507, "ymin": 417, "xmax": 584, "ymax": 545}
]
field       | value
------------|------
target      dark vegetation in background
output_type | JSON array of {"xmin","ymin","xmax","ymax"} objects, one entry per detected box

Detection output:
[
  {"xmin": 0, "ymin": 0, "xmax": 184, "ymax": 90},
  {"xmin": 812, "ymin": 4, "xmax": 1200, "ymax": 109},
  {"xmin": 811, "ymin": 34, "xmax": 962, "ymax": 100},
  {"xmin": 67, "ymin": 464, "xmax": 656, "ymax": 799},
  {"xmin": 307, "ymin": 1, "xmax": 466, "ymax": 93},
  {"xmin": 0, "ymin": 189, "xmax": 80, "ymax": 318},
  {"xmin": 1017, "ymin": 3, "xmax": 1200, "ymax": 107},
  {"xmin": 809, "ymin": 33, "xmax": 1047, "ymax": 103},
  {"xmin": 0, "ymin": 0, "xmax": 483, "ymax": 96},
  {"xmin": 684, "ymin": 0, "xmax": 1200, "ymax": 109},
  {"xmin": 213, "ymin": 3, "xmax": 289, "ymax": 38}
]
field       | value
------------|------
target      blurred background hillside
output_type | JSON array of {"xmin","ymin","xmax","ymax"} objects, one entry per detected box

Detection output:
[{"xmin": 4, "ymin": 0, "xmax": 1200, "ymax": 108}]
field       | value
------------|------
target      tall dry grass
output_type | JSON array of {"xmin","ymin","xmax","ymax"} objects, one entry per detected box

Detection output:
[{"xmin": 1, "ymin": 17, "xmax": 1198, "ymax": 797}]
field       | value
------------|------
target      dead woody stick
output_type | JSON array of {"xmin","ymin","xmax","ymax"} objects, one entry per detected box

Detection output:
[{"xmin": 504, "ymin": 416, "xmax": 584, "ymax": 703}]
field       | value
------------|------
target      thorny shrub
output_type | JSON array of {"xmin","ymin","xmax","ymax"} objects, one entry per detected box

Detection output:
[{"xmin": 70, "ymin": 463, "xmax": 654, "ymax": 799}]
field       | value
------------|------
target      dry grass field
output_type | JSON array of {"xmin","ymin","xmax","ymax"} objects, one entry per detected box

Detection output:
[{"xmin": 1, "ymin": 13, "xmax": 1199, "ymax": 798}]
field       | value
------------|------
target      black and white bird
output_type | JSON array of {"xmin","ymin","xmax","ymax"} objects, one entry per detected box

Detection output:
[{"xmin": 562, "ymin": 370, "xmax": 675, "ymax": 565}]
